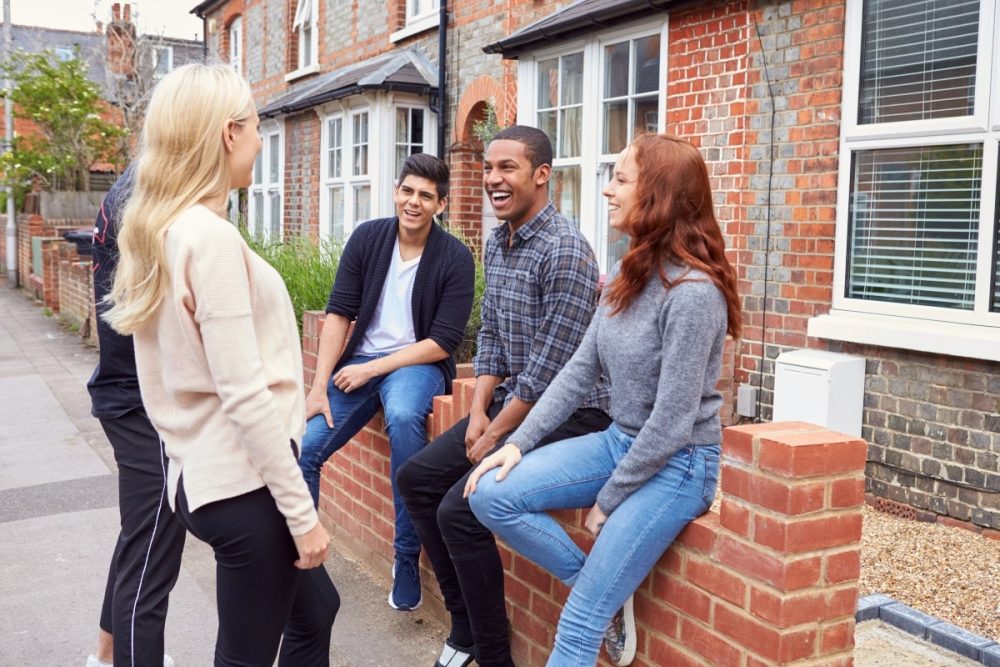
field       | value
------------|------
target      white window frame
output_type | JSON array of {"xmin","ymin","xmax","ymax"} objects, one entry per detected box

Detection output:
[
  {"xmin": 229, "ymin": 17, "xmax": 243, "ymax": 76},
  {"xmin": 319, "ymin": 94, "xmax": 436, "ymax": 241},
  {"xmin": 248, "ymin": 121, "xmax": 284, "ymax": 242},
  {"xmin": 391, "ymin": 0, "xmax": 440, "ymax": 42},
  {"xmin": 516, "ymin": 17, "xmax": 668, "ymax": 272},
  {"xmin": 288, "ymin": 0, "xmax": 319, "ymax": 80},
  {"xmin": 809, "ymin": 0, "xmax": 1000, "ymax": 361}
]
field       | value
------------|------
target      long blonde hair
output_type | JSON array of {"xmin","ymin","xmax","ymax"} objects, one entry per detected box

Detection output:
[{"xmin": 104, "ymin": 63, "xmax": 255, "ymax": 334}]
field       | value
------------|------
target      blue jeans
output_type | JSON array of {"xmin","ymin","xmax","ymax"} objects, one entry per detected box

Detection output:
[
  {"xmin": 469, "ymin": 424, "xmax": 720, "ymax": 667},
  {"xmin": 299, "ymin": 354, "xmax": 445, "ymax": 557}
]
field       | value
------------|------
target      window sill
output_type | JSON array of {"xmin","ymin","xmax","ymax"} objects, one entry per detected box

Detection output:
[
  {"xmin": 390, "ymin": 14, "xmax": 439, "ymax": 43},
  {"xmin": 807, "ymin": 310, "xmax": 1000, "ymax": 362},
  {"xmin": 285, "ymin": 63, "xmax": 320, "ymax": 83}
]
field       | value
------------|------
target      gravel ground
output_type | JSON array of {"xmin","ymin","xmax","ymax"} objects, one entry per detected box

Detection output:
[{"xmin": 860, "ymin": 505, "xmax": 1000, "ymax": 641}]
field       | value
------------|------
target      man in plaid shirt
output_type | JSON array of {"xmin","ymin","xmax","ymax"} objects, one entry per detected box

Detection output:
[{"xmin": 398, "ymin": 126, "xmax": 611, "ymax": 667}]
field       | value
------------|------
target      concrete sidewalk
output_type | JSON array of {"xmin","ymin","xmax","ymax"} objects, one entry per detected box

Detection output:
[{"xmin": 0, "ymin": 285, "xmax": 446, "ymax": 666}]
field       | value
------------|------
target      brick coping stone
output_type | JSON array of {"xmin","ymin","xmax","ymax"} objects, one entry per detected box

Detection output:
[{"xmin": 856, "ymin": 594, "xmax": 1000, "ymax": 666}]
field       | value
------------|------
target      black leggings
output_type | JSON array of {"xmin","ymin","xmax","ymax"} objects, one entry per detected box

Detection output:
[{"xmin": 176, "ymin": 481, "xmax": 340, "ymax": 667}]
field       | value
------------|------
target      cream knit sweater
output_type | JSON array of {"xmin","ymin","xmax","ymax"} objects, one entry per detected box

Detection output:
[{"xmin": 133, "ymin": 204, "xmax": 317, "ymax": 535}]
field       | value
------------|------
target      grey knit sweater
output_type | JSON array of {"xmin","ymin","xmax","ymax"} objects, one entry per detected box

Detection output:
[{"xmin": 508, "ymin": 262, "xmax": 728, "ymax": 514}]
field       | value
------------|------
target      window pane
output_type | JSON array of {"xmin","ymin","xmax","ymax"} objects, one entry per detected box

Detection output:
[
  {"xmin": 354, "ymin": 185, "xmax": 371, "ymax": 222},
  {"xmin": 858, "ymin": 0, "xmax": 979, "ymax": 124},
  {"xmin": 301, "ymin": 24, "xmax": 312, "ymax": 67},
  {"xmin": 253, "ymin": 152, "xmax": 262, "ymax": 185},
  {"xmin": 604, "ymin": 42, "xmax": 629, "ymax": 99},
  {"xmin": 253, "ymin": 192, "xmax": 264, "ymax": 238},
  {"xmin": 537, "ymin": 110, "xmax": 557, "ymax": 152},
  {"xmin": 847, "ymin": 144, "xmax": 982, "ymax": 309},
  {"xmin": 353, "ymin": 113, "xmax": 369, "ymax": 176},
  {"xmin": 396, "ymin": 146, "xmax": 409, "ymax": 176},
  {"xmin": 537, "ymin": 58, "xmax": 559, "ymax": 109},
  {"xmin": 410, "ymin": 109, "xmax": 423, "ymax": 145},
  {"xmin": 549, "ymin": 166, "xmax": 581, "ymax": 227},
  {"xmin": 268, "ymin": 135, "xmax": 279, "ymax": 183},
  {"xmin": 559, "ymin": 107, "xmax": 582, "ymax": 159},
  {"xmin": 635, "ymin": 95, "xmax": 659, "ymax": 136},
  {"xmin": 330, "ymin": 186, "xmax": 345, "ymax": 239},
  {"xmin": 603, "ymin": 100, "xmax": 628, "ymax": 154},
  {"xmin": 269, "ymin": 192, "xmax": 281, "ymax": 240},
  {"xmin": 634, "ymin": 35, "xmax": 660, "ymax": 94},
  {"xmin": 396, "ymin": 108, "xmax": 409, "ymax": 143},
  {"xmin": 561, "ymin": 53, "xmax": 583, "ymax": 106}
]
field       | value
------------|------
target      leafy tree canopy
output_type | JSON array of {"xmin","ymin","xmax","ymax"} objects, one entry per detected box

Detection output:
[{"xmin": 1, "ymin": 48, "xmax": 124, "ymax": 193}]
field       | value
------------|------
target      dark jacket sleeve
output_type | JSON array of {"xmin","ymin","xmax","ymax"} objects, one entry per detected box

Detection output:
[
  {"xmin": 325, "ymin": 222, "xmax": 368, "ymax": 319},
  {"xmin": 426, "ymin": 235, "xmax": 475, "ymax": 354}
]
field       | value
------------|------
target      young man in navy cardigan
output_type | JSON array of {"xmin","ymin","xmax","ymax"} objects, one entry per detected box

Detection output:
[{"xmin": 299, "ymin": 152, "xmax": 475, "ymax": 611}]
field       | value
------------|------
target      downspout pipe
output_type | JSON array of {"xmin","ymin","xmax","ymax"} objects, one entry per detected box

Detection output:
[
  {"xmin": 435, "ymin": 0, "xmax": 448, "ymax": 158},
  {"xmin": 4, "ymin": 0, "xmax": 16, "ymax": 287}
]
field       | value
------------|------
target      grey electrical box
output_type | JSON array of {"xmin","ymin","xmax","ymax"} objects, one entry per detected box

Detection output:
[{"xmin": 736, "ymin": 384, "xmax": 758, "ymax": 418}]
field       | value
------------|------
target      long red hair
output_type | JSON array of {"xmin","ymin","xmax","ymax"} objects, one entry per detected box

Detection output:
[{"xmin": 602, "ymin": 134, "xmax": 742, "ymax": 339}]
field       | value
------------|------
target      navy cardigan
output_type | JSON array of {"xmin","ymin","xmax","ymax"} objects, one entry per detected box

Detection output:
[{"xmin": 325, "ymin": 217, "xmax": 475, "ymax": 392}]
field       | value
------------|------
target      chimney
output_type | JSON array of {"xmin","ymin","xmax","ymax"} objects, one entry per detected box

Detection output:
[{"xmin": 107, "ymin": 2, "xmax": 137, "ymax": 78}]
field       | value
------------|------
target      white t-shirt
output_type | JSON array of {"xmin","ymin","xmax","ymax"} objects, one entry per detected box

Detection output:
[{"xmin": 357, "ymin": 239, "xmax": 421, "ymax": 355}]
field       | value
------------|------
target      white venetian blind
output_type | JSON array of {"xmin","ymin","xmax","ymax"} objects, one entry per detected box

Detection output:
[
  {"xmin": 847, "ymin": 144, "xmax": 982, "ymax": 309},
  {"xmin": 858, "ymin": 0, "xmax": 980, "ymax": 124}
]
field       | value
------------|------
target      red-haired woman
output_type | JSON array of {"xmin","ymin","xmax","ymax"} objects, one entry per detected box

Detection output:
[{"xmin": 464, "ymin": 134, "xmax": 741, "ymax": 667}]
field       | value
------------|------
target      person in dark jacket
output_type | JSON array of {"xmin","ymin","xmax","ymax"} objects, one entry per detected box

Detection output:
[
  {"xmin": 298, "ymin": 152, "xmax": 475, "ymax": 612},
  {"xmin": 86, "ymin": 167, "xmax": 186, "ymax": 667}
]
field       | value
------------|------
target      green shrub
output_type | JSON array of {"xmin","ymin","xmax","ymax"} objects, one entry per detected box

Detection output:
[
  {"xmin": 242, "ymin": 232, "xmax": 342, "ymax": 333},
  {"xmin": 446, "ymin": 223, "xmax": 486, "ymax": 364}
]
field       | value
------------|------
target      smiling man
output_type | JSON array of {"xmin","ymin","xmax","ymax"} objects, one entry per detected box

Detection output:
[
  {"xmin": 298, "ymin": 152, "xmax": 474, "ymax": 612},
  {"xmin": 398, "ymin": 126, "xmax": 611, "ymax": 667}
]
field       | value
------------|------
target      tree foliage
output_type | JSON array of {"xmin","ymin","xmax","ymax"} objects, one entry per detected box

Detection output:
[{"xmin": 1, "ymin": 48, "xmax": 124, "ymax": 192}]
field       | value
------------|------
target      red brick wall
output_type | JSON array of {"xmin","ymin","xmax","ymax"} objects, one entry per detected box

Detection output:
[
  {"xmin": 284, "ymin": 111, "xmax": 322, "ymax": 240},
  {"xmin": 58, "ymin": 252, "xmax": 96, "ymax": 343},
  {"xmin": 303, "ymin": 310, "xmax": 866, "ymax": 665}
]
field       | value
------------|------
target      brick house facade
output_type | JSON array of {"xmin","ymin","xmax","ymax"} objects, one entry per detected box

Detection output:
[{"xmin": 190, "ymin": 0, "xmax": 1000, "ymax": 533}]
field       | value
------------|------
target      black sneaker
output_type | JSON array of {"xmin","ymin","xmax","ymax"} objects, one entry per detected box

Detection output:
[
  {"xmin": 433, "ymin": 639, "xmax": 474, "ymax": 667},
  {"xmin": 388, "ymin": 554, "xmax": 422, "ymax": 611},
  {"xmin": 603, "ymin": 593, "xmax": 636, "ymax": 666}
]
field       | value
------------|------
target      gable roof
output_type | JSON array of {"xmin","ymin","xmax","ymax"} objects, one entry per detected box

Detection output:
[
  {"xmin": 258, "ymin": 48, "xmax": 438, "ymax": 118},
  {"xmin": 483, "ymin": 0, "xmax": 684, "ymax": 58}
]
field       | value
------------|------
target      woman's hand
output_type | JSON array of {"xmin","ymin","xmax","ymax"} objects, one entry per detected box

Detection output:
[
  {"xmin": 464, "ymin": 443, "xmax": 522, "ymax": 497},
  {"xmin": 585, "ymin": 503, "xmax": 608, "ymax": 538},
  {"xmin": 292, "ymin": 522, "xmax": 330, "ymax": 569}
]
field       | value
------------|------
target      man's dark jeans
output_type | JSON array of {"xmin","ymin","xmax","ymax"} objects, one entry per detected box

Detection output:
[{"xmin": 396, "ymin": 401, "xmax": 611, "ymax": 667}]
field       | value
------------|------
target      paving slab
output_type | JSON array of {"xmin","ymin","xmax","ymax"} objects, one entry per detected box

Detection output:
[{"xmin": 856, "ymin": 621, "xmax": 982, "ymax": 667}]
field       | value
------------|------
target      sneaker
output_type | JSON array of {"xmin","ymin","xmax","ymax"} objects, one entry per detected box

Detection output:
[
  {"xmin": 86, "ymin": 655, "xmax": 174, "ymax": 667},
  {"xmin": 388, "ymin": 554, "xmax": 422, "ymax": 610},
  {"xmin": 603, "ymin": 594, "xmax": 636, "ymax": 666},
  {"xmin": 433, "ymin": 639, "xmax": 474, "ymax": 667}
]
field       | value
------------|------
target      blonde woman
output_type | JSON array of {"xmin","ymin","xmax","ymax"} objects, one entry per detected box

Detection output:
[{"xmin": 105, "ymin": 64, "xmax": 339, "ymax": 666}]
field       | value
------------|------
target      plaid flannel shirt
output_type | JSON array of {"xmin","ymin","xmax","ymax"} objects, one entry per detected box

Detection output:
[{"xmin": 474, "ymin": 202, "xmax": 610, "ymax": 410}]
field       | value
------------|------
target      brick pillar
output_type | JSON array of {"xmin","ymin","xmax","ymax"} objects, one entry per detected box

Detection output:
[
  {"xmin": 652, "ymin": 422, "xmax": 866, "ymax": 666},
  {"xmin": 447, "ymin": 142, "xmax": 484, "ymax": 255}
]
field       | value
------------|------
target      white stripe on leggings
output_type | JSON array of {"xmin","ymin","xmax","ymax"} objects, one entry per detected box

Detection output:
[{"xmin": 129, "ymin": 437, "xmax": 169, "ymax": 667}]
